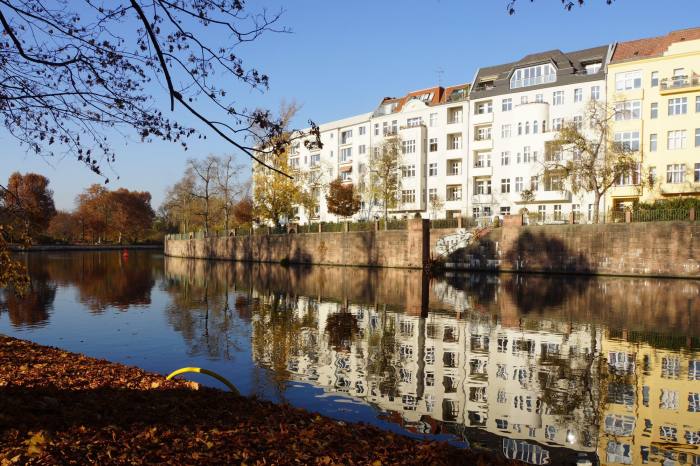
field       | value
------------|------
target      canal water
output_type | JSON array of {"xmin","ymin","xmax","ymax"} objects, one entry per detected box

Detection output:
[{"xmin": 1, "ymin": 250, "xmax": 699, "ymax": 465}]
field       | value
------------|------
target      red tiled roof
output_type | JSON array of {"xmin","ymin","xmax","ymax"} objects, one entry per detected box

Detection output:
[
  {"xmin": 612, "ymin": 27, "xmax": 700, "ymax": 62},
  {"xmin": 377, "ymin": 82, "xmax": 470, "ymax": 112},
  {"xmin": 394, "ymin": 86, "xmax": 443, "ymax": 111}
]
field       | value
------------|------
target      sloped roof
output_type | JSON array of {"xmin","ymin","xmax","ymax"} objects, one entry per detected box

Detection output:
[
  {"xmin": 611, "ymin": 27, "xmax": 700, "ymax": 62},
  {"xmin": 469, "ymin": 45, "xmax": 609, "ymax": 98}
]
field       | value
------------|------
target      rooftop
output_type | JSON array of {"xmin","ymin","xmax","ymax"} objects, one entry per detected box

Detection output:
[{"xmin": 611, "ymin": 27, "xmax": 700, "ymax": 62}]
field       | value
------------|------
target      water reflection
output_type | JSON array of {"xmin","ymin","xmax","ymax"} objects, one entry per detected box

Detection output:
[
  {"xmin": 163, "ymin": 259, "xmax": 700, "ymax": 465},
  {"xmin": 2, "ymin": 251, "xmax": 700, "ymax": 465}
]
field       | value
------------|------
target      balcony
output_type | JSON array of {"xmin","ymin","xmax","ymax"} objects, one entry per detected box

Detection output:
[
  {"xmin": 515, "ymin": 190, "xmax": 572, "ymax": 203},
  {"xmin": 471, "ymin": 164, "xmax": 493, "ymax": 177},
  {"xmin": 660, "ymin": 182, "xmax": 700, "ymax": 196},
  {"xmin": 660, "ymin": 76, "xmax": 700, "ymax": 95},
  {"xmin": 472, "ymin": 194, "xmax": 493, "ymax": 205},
  {"xmin": 472, "ymin": 137, "xmax": 492, "ymax": 151},
  {"xmin": 471, "ymin": 112, "xmax": 494, "ymax": 125}
]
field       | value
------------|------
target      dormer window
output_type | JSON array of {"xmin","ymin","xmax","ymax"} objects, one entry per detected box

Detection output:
[
  {"xmin": 510, "ymin": 63, "xmax": 556, "ymax": 89},
  {"xmin": 415, "ymin": 92, "xmax": 434, "ymax": 102},
  {"xmin": 584, "ymin": 62, "xmax": 602, "ymax": 75},
  {"xmin": 477, "ymin": 79, "xmax": 495, "ymax": 91},
  {"xmin": 447, "ymin": 88, "xmax": 468, "ymax": 102}
]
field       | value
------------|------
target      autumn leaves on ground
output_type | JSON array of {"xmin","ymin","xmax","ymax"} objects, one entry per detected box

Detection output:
[{"xmin": 0, "ymin": 336, "xmax": 518, "ymax": 465}]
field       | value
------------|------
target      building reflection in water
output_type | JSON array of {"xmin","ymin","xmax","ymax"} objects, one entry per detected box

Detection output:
[
  {"xmin": 3, "ymin": 252, "xmax": 700, "ymax": 465},
  {"xmin": 162, "ymin": 258, "xmax": 700, "ymax": 465}
]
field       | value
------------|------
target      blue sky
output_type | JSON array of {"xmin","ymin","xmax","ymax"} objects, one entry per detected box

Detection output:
[{"xmin": 2, "ymin": 0, "xmax": 699, "ymax": 210}]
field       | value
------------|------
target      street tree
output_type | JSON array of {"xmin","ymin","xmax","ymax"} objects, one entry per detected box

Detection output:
[
  {"xmin": 429, "ymin": 195, "xmax": 445, "ymax": 220},
  {"xmin": 326, "ymin": 178, "xmax": 361, "ymax": 220},
  {"xmin": 75, "ymin": 184, "xmax": 110, "ymax": 243},
  {"xmin": 368, "ymin": 136, "xmax": 403, "ymax": 222},
  {"xmin": 546, "ymin": 101, "xmax": 637, "ymax": 223},
  {"xmin": 252, "ymin": 101, "xmax": 306, "ymax": 228}
]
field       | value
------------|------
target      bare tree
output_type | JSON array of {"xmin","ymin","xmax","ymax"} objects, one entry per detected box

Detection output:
[
  {"xmin": 546, "ymin": 101, "xmax": 637, "ymax": 223},
  {"xmin": 0, "ymin": 1, "xmax": 320, "ymax": 179},
  {"xmin": 215, "ymin": 155, "xmax": 244, "ymax": 231},
  {"xmin": 187, "ymin": 156, "xmax": 218, "ymax": 234},
  {"xmin": 429, "ymin": 194, "xmax": 445, "ymax": 220}
]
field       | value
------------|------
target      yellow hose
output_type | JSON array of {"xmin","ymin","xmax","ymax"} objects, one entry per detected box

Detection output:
[{"xmin": 166, "ymin": 367, "xmax": 240, "ymax": 396}]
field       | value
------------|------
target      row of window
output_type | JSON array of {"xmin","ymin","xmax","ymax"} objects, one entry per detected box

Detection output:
[
  {"xmin": 474, "ymin": 85, "xmax": 601, "ymax": 116},
  {"xmin": 649, "ymin": 128, "xmax": 700, "ymax": 151},
  {"xmin": 615, "ymin": 67, "xmax": 690, "ymax": 91},
  {"xmin": 298, "ymin": 122, "xmax": 697, "ymax": 168},
  {"xmin": 616, "ymin": 96, "xmax": 700, "ymax": 120}
]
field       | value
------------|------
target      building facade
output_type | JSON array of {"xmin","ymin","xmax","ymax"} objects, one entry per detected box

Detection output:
[
  {"xmin": 275, "ymin": 27, "xmax": 700, "ymax": 225},
  {"xmin": 468, "ymin": 46, "xmax": 609, "ymax": 222},
  {"xmin": 607, "ymin": 28, "xmax": 700, "ymax": 210}
]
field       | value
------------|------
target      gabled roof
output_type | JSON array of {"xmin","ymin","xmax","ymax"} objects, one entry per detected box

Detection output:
[{"xmin": 611, "ymin": 27, "xmax": 700, "ymax": 62}]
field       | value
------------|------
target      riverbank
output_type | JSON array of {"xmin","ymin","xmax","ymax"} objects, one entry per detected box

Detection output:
[
  {"xmin": 0, "ymin": 335, "xmax": 517, "ymax": 465},
  {"xmin": 9, "ymin": 244, "xmax": 161, "ymax": 252}
]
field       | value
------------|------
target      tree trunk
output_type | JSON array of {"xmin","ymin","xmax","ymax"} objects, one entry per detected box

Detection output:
[{"xmin": 593, "ymin": 191, "xmax": 602, "ymax": 224}]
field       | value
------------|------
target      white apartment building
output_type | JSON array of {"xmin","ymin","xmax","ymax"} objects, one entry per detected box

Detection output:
[
  {"xmin": 288, "ymin": 85, "xmax": 471, "ymax": 224},
  {"xmin": 467, "ymin": 46, "xmax": 612, "ymax": 222},
  {"xmin": 283, "ymin": 46, "xmax": 614, "ymax": 224}
]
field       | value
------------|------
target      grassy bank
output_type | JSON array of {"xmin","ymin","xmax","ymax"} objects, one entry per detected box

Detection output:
[{"xmin": 0, "ymin": 336, "xmax": 518, "ymax": 465}]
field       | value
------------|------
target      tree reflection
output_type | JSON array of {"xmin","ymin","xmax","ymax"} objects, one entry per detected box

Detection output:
[
  {"xmin": 0, "ymin": 262, "xmax": 55, "ymax": 327},
  {"xmin": 325, "ymin": 309, "xmax": 359, "ymax": 352},
  {"xmin": 163, "ymin": 263, "xmax": 241, "ymax": 360}
]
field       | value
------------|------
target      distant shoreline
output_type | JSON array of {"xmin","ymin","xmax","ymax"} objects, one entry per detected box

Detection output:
[{"xmin": 9, "ymin": 244, "xmax": 162, "ymax": 252}]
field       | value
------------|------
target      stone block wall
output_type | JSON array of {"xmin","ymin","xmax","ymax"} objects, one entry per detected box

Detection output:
[
  {"xmin": 165, "ymin": 220, "xmax": 700, "ymax": 278},
  {"xmin": 165, "ymin": 219, "xmax": 430, "ymax": 269},
  {"xmin": 432, "ymin": 221, "xmax": 700, "ymax": 278}
]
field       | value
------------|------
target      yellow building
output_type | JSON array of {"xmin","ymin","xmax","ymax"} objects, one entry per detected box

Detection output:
[
  {"xmin": 607, "ymin": 28, "xmax": 700, "ymax": 210},
  {"xmin": 598, "ymin": 332, "xmax": 700, "ymax": 465}
]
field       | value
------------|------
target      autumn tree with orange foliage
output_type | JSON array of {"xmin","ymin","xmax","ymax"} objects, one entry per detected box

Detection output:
[
  {"xmin": 325, "ymin": 178, "xmax": 361, "ymax": 219},
  {"xmin": 75, "ymin": 185, "xmax": 154, "ymax": 243},
  {"xmin": 1, "ymin": 172, "xmax": 56, "ymax": 239},
  {"xmin": 47, "ymin": 212, "xmax": 81, "ymax": 243}
]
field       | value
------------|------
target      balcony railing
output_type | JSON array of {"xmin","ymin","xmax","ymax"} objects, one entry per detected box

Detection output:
[{"xmin": 660, "ymin": 76, "xmax": 700, "ymax": 93}]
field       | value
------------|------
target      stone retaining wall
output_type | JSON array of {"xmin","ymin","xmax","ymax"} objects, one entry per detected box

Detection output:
[
  {"xmin": 165, "ymin": 218, "xmax": 700, "ymax": 278},
  {"xmin": 165, "ymin": 219, "xmax": 429, "ymax": 269}
]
